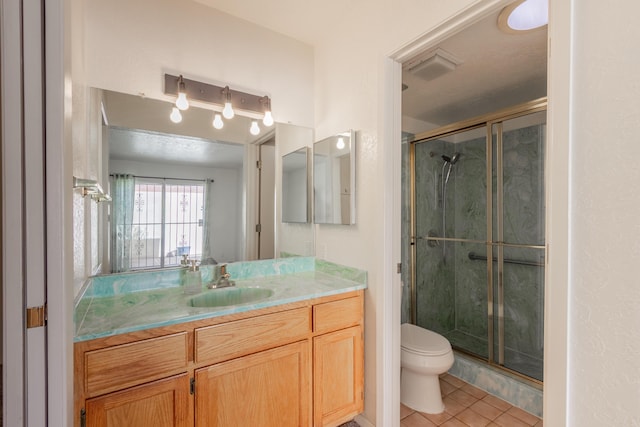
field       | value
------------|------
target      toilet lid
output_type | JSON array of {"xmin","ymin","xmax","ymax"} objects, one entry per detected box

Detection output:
[{"xmin": 401, "ymin": 323, "xmax": 452, "ymax": 356}]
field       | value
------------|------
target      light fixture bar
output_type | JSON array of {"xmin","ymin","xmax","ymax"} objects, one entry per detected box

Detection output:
[{"xmin": 164, "ymin": 74, "xmax": 269, "ymax": 116}]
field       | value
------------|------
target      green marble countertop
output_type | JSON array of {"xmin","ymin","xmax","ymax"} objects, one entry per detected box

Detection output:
[{"xmin": 75, "ymin": 260, "xmax": 366, "ymax": 343}]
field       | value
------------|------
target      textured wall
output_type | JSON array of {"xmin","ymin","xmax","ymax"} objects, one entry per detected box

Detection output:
[{"xmin": 569, "ymin": 1, "xmax": 640, "ymax": 424}]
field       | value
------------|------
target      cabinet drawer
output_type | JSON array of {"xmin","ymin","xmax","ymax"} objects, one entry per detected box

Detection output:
[
  {"xmin": 85, "ymin": 332, "xmax": 188, "ymax": 397},
  {"xmin": 195, "ymin": 307, "xmax": 310, "ymax": 365},
  {"xmin": 313, "ymin": 296, "xmax": 362, "ymax": 334}
]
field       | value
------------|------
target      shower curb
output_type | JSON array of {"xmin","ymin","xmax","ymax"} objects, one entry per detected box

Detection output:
[{"xmin": 448, "ymin": 352, "xmax": 543, "ymax": 418}]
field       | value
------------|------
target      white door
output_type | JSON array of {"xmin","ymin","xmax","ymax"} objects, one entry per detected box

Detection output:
[
  {"xmin": 2, "ymin": 0, "xmax": 50, "ymax": 425},
  {"xmin": 258, "ymin": 142, "xmax": 276, "ymax": 259}
]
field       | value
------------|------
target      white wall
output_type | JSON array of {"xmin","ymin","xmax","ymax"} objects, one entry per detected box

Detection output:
[
  {"xmin": 564, "ymin": 2, "xmax": 640, "ymax": 424},
  {"xmin": 84, "ymin": 0, "xmax": 314, "ymax": 128},
  {"xmin": 275, "ymin": 123, "xmax": 315, "ymax": 256},
  {"xmin": 310, "ymin": 2, "xmax": 486, "ymax": 423}
]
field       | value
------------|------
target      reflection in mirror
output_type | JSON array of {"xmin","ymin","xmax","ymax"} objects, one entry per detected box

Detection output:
[
  {"xmin": 313, "ymin": 130, "xmax": 356, "ymax": 225},
  {"xmin": 282, "ymin": 147, "xmax": 309, "ymax": 223},
  {"xmin": 96, "ymin": 89, "xmax": 310, "ymax": 274}
]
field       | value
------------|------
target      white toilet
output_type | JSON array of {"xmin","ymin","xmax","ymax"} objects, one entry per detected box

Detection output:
[{"xmin": 400, "ymin": 323, "xmax": 455, "ymax": 414}]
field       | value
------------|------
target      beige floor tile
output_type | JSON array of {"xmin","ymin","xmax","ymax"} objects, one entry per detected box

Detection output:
[
  {"xmin": 481, "ymin": 394, "xmax": 512, "ymax": 412},
  {"xmin": 456, "ymin": 408, "xmax": 491, "ymax": 427},
  {"xmin": 448, "ymin": 389, "xmax": 479, "ymax": 407},
  {"xmin": 493, "ymin": 412, "xmax": 530, "ymax": 427},
  {"xmin": 420, "ymin": 409, "xmax": 453, "ymax": 425},
  {"xmin": 460, "ymin": 383, "xmax": 488, "ymax": 400},
  {"xmin": 440, "ymin": 374, "xmax": 466, "ymax": 388},
  {"xmin": 401, "ymin": 404, "xmax": 415, "ymax": 419},
  {"xmin": 469, "ymin": 400, "xmax": 503, "ymax": 420},
  {"xmin": 402, "ymin": 413, "xmax": 438, "ymax": 427},
  {"xmin": 443, "ymin": 396, "xmax": 468, "ymax": 416},
  {"xmin": 506, "ymin": 406, "xmax": 541, "ymax": 425},
  {"xmin": 441, "ymin": 418, "xmax": 469, "ymax": 427},
  {"xmin": 440, "ymin": 379, "xmax": 458, "ymax": 396}
]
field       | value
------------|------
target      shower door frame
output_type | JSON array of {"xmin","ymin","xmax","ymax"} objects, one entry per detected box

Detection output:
[{"xmin": 409, "ymin": 97, "xmax": 547, "ymax": 384}]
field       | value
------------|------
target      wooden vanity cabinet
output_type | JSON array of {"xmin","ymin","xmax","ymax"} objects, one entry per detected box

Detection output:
[
  {"xmin": 84, "ymin": 374, "xmax": 191, "ymax": 427},
  {"xmin": 75, "ymin": 290, "xmax": 364, "ymax": 427},
  {"xmin": 312, "ymin": 296, "xmax": 364, "ymax": 427},
  {"xmin": 195, "ymin": 340, "xmax": 310, "ymax": 426}
]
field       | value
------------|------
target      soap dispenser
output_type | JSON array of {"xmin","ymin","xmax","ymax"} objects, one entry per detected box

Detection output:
[{"xmin": 184, "ymin": 260, "xmax": 202, "ymax": 295}]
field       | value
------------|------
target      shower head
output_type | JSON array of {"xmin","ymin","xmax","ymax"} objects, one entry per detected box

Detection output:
[{"xmin": 441, "ymin": 153, "xmax": 461, "ymax": 164}]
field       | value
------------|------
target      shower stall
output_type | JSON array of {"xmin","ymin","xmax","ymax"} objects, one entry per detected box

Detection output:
[{"xmin": 408, "ymin": 99, "xmax": 546, "ymax": 383}]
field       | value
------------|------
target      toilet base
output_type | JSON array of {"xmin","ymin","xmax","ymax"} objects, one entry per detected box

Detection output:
[{"xmin": 400, "ymin": 368, "xmax": 445, "ymax": 414}]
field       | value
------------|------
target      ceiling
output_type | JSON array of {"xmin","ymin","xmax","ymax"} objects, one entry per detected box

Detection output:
[
  {"xmin": 401, "ymin": 9, "xmax": 547, "ymax": 130},
  {"xmin": 103, "ymin": 90, "xmax": 265, "ymax": 168}
]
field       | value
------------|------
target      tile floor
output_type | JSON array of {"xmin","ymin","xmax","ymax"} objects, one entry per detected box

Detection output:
[{"xmin": 401, "ymin": 374, "xmax": 543, "ymax": 427}]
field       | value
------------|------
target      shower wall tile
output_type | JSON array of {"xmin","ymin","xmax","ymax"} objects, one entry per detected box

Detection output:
[
  {"xmin": 501, "ymin": 125, "xmax": 545, "ymax": 245},
  {"xmin": 452, "ymin": 137, "xmax": 487, "ymax": 241}
]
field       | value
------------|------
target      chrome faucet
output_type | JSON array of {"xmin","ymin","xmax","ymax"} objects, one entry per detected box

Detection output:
[{"xmin": 207, "ymin": 264, "xmax": 235, "ymax": 289}]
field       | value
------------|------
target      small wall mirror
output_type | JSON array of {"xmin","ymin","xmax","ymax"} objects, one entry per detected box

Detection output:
[
  {"xmin": 313, "ymin": 130, "xmax": 355, "ymax": 225},
  {"xmin": 282, "ymin": 147, "xmax": 309, "ymax": 223}
]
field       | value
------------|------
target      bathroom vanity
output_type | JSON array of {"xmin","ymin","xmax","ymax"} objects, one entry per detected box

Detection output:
[{"xmin": 74, "ymin": 258, "xmax": 365, "ymax": 427}]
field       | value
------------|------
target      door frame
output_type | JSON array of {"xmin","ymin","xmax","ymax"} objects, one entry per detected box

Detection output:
[{"xmin": 384, "ymin": 0, "xmax": 571, "ymax": 425}]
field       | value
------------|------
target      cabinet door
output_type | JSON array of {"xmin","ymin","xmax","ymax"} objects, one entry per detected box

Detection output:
[
  {"xmin": 195, "ymin": 340, "xmax": 310, "ymax": 427},
  {"xmin": 85, "ymin": 374, "xmax": 191, "ymax": 427},
  {"xmin": 313, "ymin": 326, "xmax": 363, "ymax": 427}
]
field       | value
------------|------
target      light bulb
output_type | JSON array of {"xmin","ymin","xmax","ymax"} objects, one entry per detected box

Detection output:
[
  {"xmin": 170, "ymin": 107, "xmax": 182, "ymax": 123},
  {"xmin": 212, "ymin": 113, "xmax": 224, "ymax": 130},
  {"xmin": 336, "ymin": 137, "xmax": 345, "ymax": 150},
  {"xmin": 175, "ymin": 92, "xmax": 189, "ymax": 110},
  {"xmin": 250, "ymin": 120, "xmax": 260, "ymax": 136},
  {"xmin": 263, "ymin": 110, "xmax": 274, "ymax": 127},
  {"xmin": 175, "ymin": 75, "xmax": 189, "ymax": 110},
  {"xmin": 222, "ymin": 101, "xmax": 235, "ymax": 119}
]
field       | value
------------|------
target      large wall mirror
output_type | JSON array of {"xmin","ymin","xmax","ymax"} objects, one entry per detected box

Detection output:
[
  {"xmin": 313, "ymin": 130, "xmax": 356, "ymax": 225},
  {"xmin": 282, "ymin": 147, "xmax": 309, "ymax": 223},
  {"xmin": 91, "ymin": 89, "xmax": 313, "ymax": 274}
]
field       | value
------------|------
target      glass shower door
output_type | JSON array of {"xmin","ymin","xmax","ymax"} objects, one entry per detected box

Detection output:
[
  {"xmin": 412, "ymin": 126, "xmax": 489, "ymax": 360},
  {"xmin": 410, "ymin": 102, "xmax": 546, "ymax": 383},
  {"xmin": 491, "ymin": 111, "xmax": 546, "ymax": 381}
]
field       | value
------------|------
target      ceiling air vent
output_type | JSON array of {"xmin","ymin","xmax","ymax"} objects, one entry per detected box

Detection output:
[{"xmin": 405, "ymin": 48, "xmax": 462, "ymax": 81}]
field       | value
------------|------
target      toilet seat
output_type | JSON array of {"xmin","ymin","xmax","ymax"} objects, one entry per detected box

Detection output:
[{"xmin": 401, "ymin": 323, "xmax": 452, "ymax": 356}]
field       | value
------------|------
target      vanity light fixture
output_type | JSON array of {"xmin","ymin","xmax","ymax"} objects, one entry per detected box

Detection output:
[
  {"xmin": 222, "ymin": 86, "xmax": 235, "ymax": 119},
  {"xmin": 170, "ymin": 107, "xmax": 183, "ymax": 123},
  {"xmin": 212, "ymin": 112, "xmax": 224, "ymax": 129},
  {"xmin": 498, "ymin": 0, "xmax": 548, "ymax": 33},
  {"xmin": 175, "ymin": 75, "xmax": 190, "ymax": 110},
  {"xmin": 336, "ymin": 137, "xmax": 345, "ymax": 150},
  {"xmin": 163, "ymin": 73, "xmax": 274, "ymax": 135},
  {"xmin": 249, "ymin": 120, "xmax": 261, "ymax": 136}
]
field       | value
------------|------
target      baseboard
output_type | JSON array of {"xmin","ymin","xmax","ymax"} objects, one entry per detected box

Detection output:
[{"xmin": 354, "ymin": 414, "xmax": 375, "ymax": 427}]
